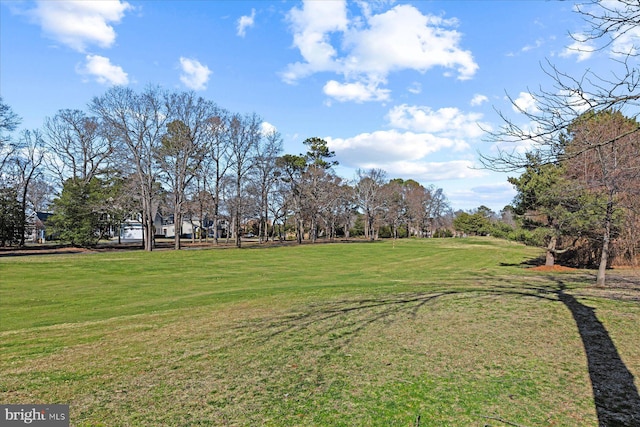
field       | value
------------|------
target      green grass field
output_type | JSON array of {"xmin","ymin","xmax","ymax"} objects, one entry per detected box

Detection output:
[{"xmin": 1, "ymin": 238, "xmax": 639, "ymax": 426}]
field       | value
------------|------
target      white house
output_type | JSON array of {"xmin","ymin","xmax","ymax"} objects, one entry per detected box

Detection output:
[
  {"xmin": 118, "ymin": 213, "xmax": 164, "ymax": 240},
  {"xmin": 120, "ymin": 219, "xmax": 144, "ymax": 240}
]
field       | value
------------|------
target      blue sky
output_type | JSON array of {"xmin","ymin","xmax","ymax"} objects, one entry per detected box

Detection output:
[{"xmin": 0, "ymin": 0, "xmax": 610, "ymax": 212}]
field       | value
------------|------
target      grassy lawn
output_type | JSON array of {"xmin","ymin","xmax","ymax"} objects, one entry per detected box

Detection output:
[{"xmin": 1, "ymin": 238, "xmax": 639, "ymax": 426}]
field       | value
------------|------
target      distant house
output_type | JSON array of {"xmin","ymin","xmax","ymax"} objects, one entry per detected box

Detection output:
[
  {"xmin": 25, "ymin": 212, "xmax": 54, "ymax": 243},
  {"xmin": 161, "ymin": 216, "xmax": 204, "ymax": 238},
  {"xmin": 117, "ymin": 213, "xmax": 229, "ymax": 240},
  {"xmin": 160, "ymin": 216, "xmax": 228, "ymax": 239},
  {"xmin": 118, "ymin": 213, "xmax": 164, "ymax": 241},
  {"xmin": 120, "ymin": 219, "xmax": 144, "ymax": 240}
]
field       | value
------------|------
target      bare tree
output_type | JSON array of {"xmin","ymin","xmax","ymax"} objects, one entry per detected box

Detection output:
[
  {"xmin": 228, "ymin": 113, "xmax": 261, "ymax": 247},
  {"xmin": 299, "ymin": 166, "xmax": 336, "ymax": 243},
  {"xmin": 156, "ymin": 93, "xmax": 217, "ymax": 250},
  {"xmin": 403, "ymin": 180, "xmax": 433, "ymax": 238},
  {"xmin": 574, "ymin": 0, "xmax": 640, "ymax": 57},
  {"xmin": 301, "ymin": 138, "xmax": 338, "ymax": 243},
  {"xmin": 194, "ymin": 112, "xmax": 231, "ymax": 244},
  {"xmin": 0, "ymin": 97, "xmax": 22, "ymax": 176},
  {"xmin": 317, "ymin": 174, "xmax": 345, "ymax": 241},
  {"xmin": 252, "ymin": 129, "xmax": 282, "ymax": 243},
  {"xmin": 276, "ymin": 154, "xmax": 307, "ymax": 244},
  {"xmin": 43, "ymin": 109, "xmax": 113, "ymax": 187},
  {"xmin": 27, "ymin": 177, "xmax": 54, "ymax": 213},
  {"xmin": 428, "ymin": 186, "xmax": 450, "ymax": 232},
  {"xmin": 354, "ymin": 168, "xmax": 387, "ymax": 241},
  {"xmin": 268, "ymin": 180, "xmax": 289, "ymax": 242},
  {"xmin": 336, "ymin": 183, "xmax": 356, "ymax": 240},
  {"xmin": 91, "ymin": 86, "xmax": 170, "ymax": 251},
  {"xmin": 381, "ymin": 179, "xmax": 407, "ymax": 239},
  {"xmin": 13, "ymin": 130, "xmax": 45, "ymax": 246}
]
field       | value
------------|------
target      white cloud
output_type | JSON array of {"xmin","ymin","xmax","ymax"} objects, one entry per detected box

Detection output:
[
  {"xmin": 386, "ymin": 160, "xmax": 485, "ymax": 181},
  {"xmin": 78, "ymin": 54, "xmax": 128, "ymax": 85},
  {"xmin": 408, "ymin": 82, "xmax": 422, "ymax": 94},
  {"xmin": 328, "ymin": 130, "xmax": 463, "ymax": 165},
  {"xmin": 323, "ymin": 79, "xmax": 390, "ymax": 103},
  {"xmin": 560, "ymin": 35, "xmax": 595, "ymax": 62},
  {"xmin": 387, "ymin": 104, "xmax": 487, "ymax": 140},
  {"xmin": 237, "ymin": 8, "xmax": 256, "ymax": 37},
  {"xmin": 448, "ymin": 181, "xmax": 516, "ymax": 210},
  {"xmin": 179, "ymin": 57, "xmax": 211, "ymax": 91},
  {"xmin": 260, "ymin": 121, "xmax": 277, "ymax": 136},
  {"xmin": 342, "ymin": 5, "xmax": 477, "ymax": 79},
  {"xmin": 521, "ymin": 38, "xmax": 543, "ymax": 52},
  {"xmin": 324, "ymin": 102, "xmax": 492, "ymax": 184},
  {"xmin": 609, "ymin": 26, "xmax": 640, "ymax": 57},
  {"xmin": 561, "ymin": 89, "xmax": 591, "ymax": 114},
  {"xmin": 283, "ymin": 1, "xmax": 478, "ymax": 102},
  {"xmin": 470, "ymin": 94, "xmax": 488, "ymax": 106},
  {"xmin": 283, "ymin": 0, "xmax": 348, "ymax": 82},
  {"xmin": 358, "ymin": 159, "xmax": 485, "ymax": 182},
  {"xmin": 511, "ymin": 92, "xmax": 539, "ymax": 114},
  {"xmin": 28, "ymin": 0, "xmax": 132, "ymax": 52}
]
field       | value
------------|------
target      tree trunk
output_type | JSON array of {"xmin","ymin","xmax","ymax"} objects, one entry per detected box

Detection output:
[
  {"xmin": 546, "ymin": 235, "xmax": 557, "ymax": 267},
  {"xmin": 297, "ymin": 217, "xmax": 303, "ymax": 244},
  {"xmin": 213, "ymin": 201, "xmax": 219, "ymax": 245},
  {"xmin": 596, "ymin": 196, "xmax": 614, "ymax": 287},
  {"xmin": 235, "ymin": 174, "xmax": 242, "ymax": 248},
  {"xmin": 147, "ymin": 212, "xmax": 155, "ymax": 251},
  {"xmin": 368, "ymin": 215, "xmax": 375, "ymax": 241},
  {"xmin": 174, "ymin": 208, "xmax": 182, "ymax": 250},
  {"xmin": 235, "ymin": 210, "xmax": 241, "ymax": 248},
  {"xmin": 310, "ymin": 216, "xmax": 317, "ymax": 243},
  {"xmin": 19, "ymin": 186, "xmax": 28, "ymax": 247},
  {"xmin": 261, "ymin": 191, "xmax": 268, "ymax": 243}
]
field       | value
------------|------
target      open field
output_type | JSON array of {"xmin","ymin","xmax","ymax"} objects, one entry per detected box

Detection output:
[{"xmin": 1, "ymin": 238, "xmax": 639, "ymax": 426}]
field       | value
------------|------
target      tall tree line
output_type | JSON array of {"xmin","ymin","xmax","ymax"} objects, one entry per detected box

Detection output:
[{"xmin": 0, "ymin": 89, "xmax": 451, "ymax": 250}]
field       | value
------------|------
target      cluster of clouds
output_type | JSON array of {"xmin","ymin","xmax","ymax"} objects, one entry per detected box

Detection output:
[
  {"xmin": 278, "ymin": 1, "xmax": 490, "ymax": 183},
  {"xmin": 17, "ymin": 0, "xmax": 492, "ymax": 191},
  {"xmin": 282, "ymin": 1, "xmax": 478, "ymax": 103},
  {"xmin": 18, "ymin": 0, "xmax": 637, "ymax": 209},
  {"xmin": 22, "ymin": 0, "xmax": 212, "ymax": 90},
  {"xmin": 326, "ymin": 102, "xmax": 490, "ymax": 182}
]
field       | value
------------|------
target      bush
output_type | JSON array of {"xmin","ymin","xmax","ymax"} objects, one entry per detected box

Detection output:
[
  {"xmin": 489, "ymin": 222, "xmax": 514, "ymax": 239},
  {"xmin": 433, "ymin": 229, "xmax": 453, "ymax": 238}
]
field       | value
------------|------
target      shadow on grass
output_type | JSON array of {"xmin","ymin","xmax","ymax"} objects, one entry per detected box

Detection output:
[
  {"xmin": 238, "ymin": 273, "xmax": 640, "ymax": 426},
  {"xmin": 555, "ymin": 280, "xmax": 640, "ymax": 427}
]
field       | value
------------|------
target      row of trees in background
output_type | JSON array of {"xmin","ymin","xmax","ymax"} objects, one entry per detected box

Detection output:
[{"xmin": 0, "ymin": 89, "xmax": 454, "ymax": 250}]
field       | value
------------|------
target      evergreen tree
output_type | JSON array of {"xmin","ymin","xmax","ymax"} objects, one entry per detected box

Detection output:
[
  {"xmin": 49, "ymin": 178, "xmax": 107, "ymax": 247},
  {"xmin": 0, "ymin": 186, "xmax": 22, "ymax": 246}
]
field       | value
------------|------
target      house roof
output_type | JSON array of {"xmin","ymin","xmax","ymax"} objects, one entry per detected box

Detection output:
[{"xmin": 35, "ymin": 212, "xmax": 54, "ymax": 222}]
